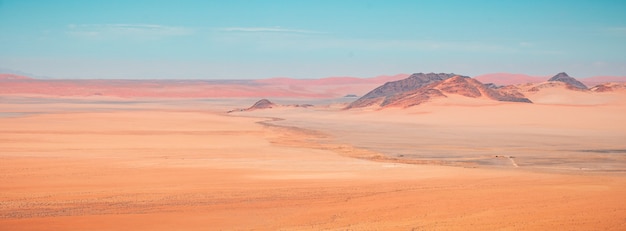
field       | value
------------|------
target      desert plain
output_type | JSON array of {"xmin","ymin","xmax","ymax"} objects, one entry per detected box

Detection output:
[{"xmin": 1, "ymin": 75, "xmax": 626, "ymax": 230}]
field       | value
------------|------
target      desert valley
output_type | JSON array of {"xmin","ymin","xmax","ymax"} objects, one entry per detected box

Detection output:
[{"xmin": 1, "ymin": 72, "xmax": 626, "ymax": 230}]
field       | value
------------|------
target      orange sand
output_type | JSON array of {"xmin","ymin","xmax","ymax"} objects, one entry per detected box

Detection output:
[{"xmin": 1, "ymin": 95, "xmax": 625, "ymax": 230}]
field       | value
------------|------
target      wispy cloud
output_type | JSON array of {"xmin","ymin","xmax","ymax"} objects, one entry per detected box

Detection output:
[
  {"xmin": 255, "ymin": 37, "xmax": 524, "ymax": 54},
  {"xmin": 519, "ymin": 42, "xmax": 533, "ymax": 47},
  {"xmin": 219, "ymin": 27, "xmax": 324, "ymax": 34},
  {"xmin": 67, "ymin": 24, "xmax": 194, "ymax": 39},
  {"xmin": 213, "ymin": 26, "xmax": 560, "ymax": 56}
]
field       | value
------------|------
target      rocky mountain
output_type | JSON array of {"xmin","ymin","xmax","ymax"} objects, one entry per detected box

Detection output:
[
  {"xmin": 347, "ymin": 73, "xmax": 531, "ymax": 109},
  {"xmin": 346, "ymin": 73, "xmax": 462, "ymax": 109},
  {"xmin": 547, "ymin": 72, "xmax": 587, "ymax": 90}
]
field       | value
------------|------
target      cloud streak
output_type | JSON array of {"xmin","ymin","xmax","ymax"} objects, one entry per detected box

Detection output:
[
  {"xmin": 212, "ymin": 26, "xmax": 537, "ymax": 54},
  {"xmin": 219, "ymin": 27, "xmax": 324, "ymax": 34},
  {"xmin": 67, "ymin": 24, "xmax": 194, "ymax": 39}
]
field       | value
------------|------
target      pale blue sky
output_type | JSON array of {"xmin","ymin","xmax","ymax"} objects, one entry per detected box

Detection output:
[{"xmin": 1, "ymin": 0, "xmax": 625, "ymax": 79}]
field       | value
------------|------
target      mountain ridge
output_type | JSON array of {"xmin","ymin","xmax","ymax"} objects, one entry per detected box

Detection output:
[
  {"xmin": 346, "ymin": 73, "xmax": 464, "ymax": 108},
  {"xmin": 347, "ymin": 73, "xmax": 531, "ymax": 109}
]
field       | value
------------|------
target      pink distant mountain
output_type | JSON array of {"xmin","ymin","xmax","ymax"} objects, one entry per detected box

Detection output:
[
  {"xmin": 0, "ymin": 73, "xmax": 410, "ymax": 98},
  {"xmin": 473, "ymin": 73, "xmax": 549, "ymax": 86},
  {"xmin": 255, "ymin": 74, "xmax": 410, "ymax": 85}
]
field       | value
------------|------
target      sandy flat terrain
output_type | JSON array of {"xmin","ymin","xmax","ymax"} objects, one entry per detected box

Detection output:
[
  {"xmin": 248, "ymin": 94, "xmax": 626, "ymax": 172},
  {"xmin": 1, "ymin": 96, "xmax": 625, "ymax": 230}
]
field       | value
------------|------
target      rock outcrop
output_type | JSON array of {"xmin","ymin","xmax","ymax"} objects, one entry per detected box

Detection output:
[{"xmin": 247, "ymin": 99, "xmax": 276, "ymax": 110}]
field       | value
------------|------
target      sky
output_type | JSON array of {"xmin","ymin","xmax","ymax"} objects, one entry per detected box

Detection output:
[{"xmin": 1, "ymin": 0, "xmax": 625, "ymax": 79}]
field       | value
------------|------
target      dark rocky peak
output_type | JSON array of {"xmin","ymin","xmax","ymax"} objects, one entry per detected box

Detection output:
[
  {"xmin": 548, "ymin": 72, "xmax": 570, "ymax": 81},
  {"xmin": 248, "ymin": 99, "xmax": 276, "ymax": 110},
  {"xmin": 548, "ymin": 72, "xmax": 587, "ymax": 90}
]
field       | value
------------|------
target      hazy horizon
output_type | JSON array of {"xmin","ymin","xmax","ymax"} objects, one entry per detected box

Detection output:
[{"xmin": 1, "ymin": 1, "xmax": 625, "ymax": 79}]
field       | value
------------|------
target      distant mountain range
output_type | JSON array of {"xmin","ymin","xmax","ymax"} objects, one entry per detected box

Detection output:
[
  {"xmin": 255, "ymin": 74, "xmax": 410, "ymax": 85},
  {"xmin": 0, "ymin": 73, "xmax": 410, "ymax": 98},
  {"xmin": 1, "ymin": 72, "xmax": 625, "ymax": 102},
  {"xmin": 345, "ymin": 72, "xmax": 626, "ymax": 109}
]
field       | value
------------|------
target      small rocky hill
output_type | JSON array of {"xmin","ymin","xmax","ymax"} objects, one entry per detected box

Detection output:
[
  {"xmin": 548, "ymin": 72, "xmax": 588, "ymax": 90},
  {"xmin": 227, "ymin": 99, "xmax": 314, "ymax": 113}
]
